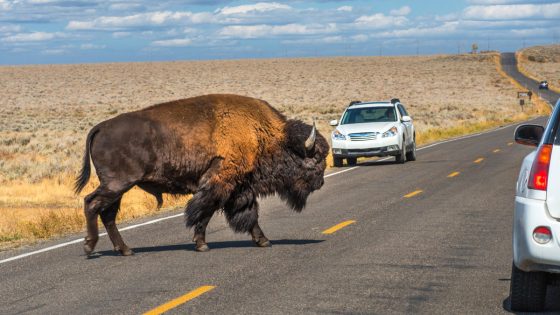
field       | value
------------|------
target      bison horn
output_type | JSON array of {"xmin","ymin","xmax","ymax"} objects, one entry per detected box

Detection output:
[{"xmin": 304, "ymin": 120, "xmax": 316, "ymax": 151}]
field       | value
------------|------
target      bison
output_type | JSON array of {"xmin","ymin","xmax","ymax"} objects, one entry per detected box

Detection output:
[{"xmin": 75, "ymin": 94, "xmax": 328, "ymax": 255}]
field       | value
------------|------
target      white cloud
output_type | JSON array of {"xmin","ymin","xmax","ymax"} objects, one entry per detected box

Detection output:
[
  {"xmin": 67, "ymin": 11, "xmax": 215, "ymax": 31},
  {"xmin": 351, "ymin": 34, "xmax": 368, "ymax": 42},
  {"xmin": 219, "ymin": 23, "xmax": 337, "ymax": 39},
  {"xmin": 467, "ymin": 0, "xmax": 548, "ymax": 4},
  {"xmin": 0, "ymin": 24, "xmax": 21, "ymax": 33},
  {"xmin": 355, "ymin": 13, "xmax": 408, "ymax": 29},
  {"xmin": 1, "ymin": 32, "xmax": 63, "ymax": 42},
  {"xmin": 283, "ymin": 35, "xmax": 351, "ymax": 45},
  {"xmin": 375, "ymin": 21, "xmax": 459, "ymax": 38},
  {"xmin": 463, "ymin": 3, "xmax": 560, "ymax": 20},
  {"xmin": 217, "ymin": 2, "xmax": 291, "ymax": 15},
  {"xmin": 151, "ymin": 37, "xmax": 191, "ymax": 47},
  {"xmin": 0, "ymin": 0, "xmax": 12, "ymax": 10},
  {"xmin": 390, "ymin": 6, "xmax": 411, "ymax": 16},
  {"xmin": 109, "ymin": 3, "xmax": 144, "ymax": 11},
  {"xmin": 42, "ymin": 49, "xmax": 66, "ymax": 55},
  {"xmin": 219, "ymin": 25, "xmax": 270, "ymax": 38},
  {"xmin": 337, "ymin": 6, "xmax": 352, "ymax": 12},
  {"xmin": 80, "ymin": 43, "xmax": 105, "ymax": 49},
  {"xmin": 322, "ymin": 35, "xmax": 343, "ymax": 43},
  {"xmin": 510, "ymin": 27, "xmax": 548, "ymax": 37},
  {"xmin": 112, "ymin": 31, "xmax": 131, "ymax": 38}
]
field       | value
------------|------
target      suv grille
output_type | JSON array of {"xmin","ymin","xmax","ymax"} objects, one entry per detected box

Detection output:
[{"xmin": 348, "ymin": 132, "xmax": 378, "ymax": 141}]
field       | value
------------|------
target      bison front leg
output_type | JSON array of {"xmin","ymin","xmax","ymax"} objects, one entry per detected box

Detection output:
[
  {"xmin": 224, "ymin": 193, "xmax": 271, "ymax": 248},
  {"xmin": 185, "ymin": 185, "xmax": 228, "ymax": 252},
  {"xmin": 191, "ymin": 214, "xmax": 213, "ymax": 252},
  {"xmin": 251, "ymin": 222, "xmax": 271, "ymax": 248}
]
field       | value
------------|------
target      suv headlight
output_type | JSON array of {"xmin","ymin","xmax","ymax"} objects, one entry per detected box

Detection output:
[
  {"xmin": 332, "ymin": 129, "xmax": 346, "ymax": 140},
  {"xmin": 382, "ymin": 126, "xmax": 398, "ymax": 138}
]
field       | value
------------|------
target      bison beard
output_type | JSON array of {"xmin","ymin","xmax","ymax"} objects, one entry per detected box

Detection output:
[{"xmin": 75, "ymin": 94, "xmax": 328, "ymax": 255}]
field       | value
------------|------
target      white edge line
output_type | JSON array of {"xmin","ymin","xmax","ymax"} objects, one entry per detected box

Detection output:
[
  {"xmin": 0, "ymin": 213, "xmax": 183, "ymax": 264},
  {"xmin": 0, "ymin": 119, "xmax": 534, "ymax": 265}
]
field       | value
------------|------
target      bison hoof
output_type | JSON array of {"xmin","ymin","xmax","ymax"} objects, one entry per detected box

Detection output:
[
  {"xmin": 116, "ymin": 247, "xmax": 134, "ymax": 256},
  {"xmin": 84, "ymin": 237, "xmax": 98, "ymax": 256},
  {"xmin": 195, "ymin": 244, "xmax": 210, "ymax": 252},
  {"xmin": 254, "ymin": 238, "xmax": 271, "ymax": 248}
]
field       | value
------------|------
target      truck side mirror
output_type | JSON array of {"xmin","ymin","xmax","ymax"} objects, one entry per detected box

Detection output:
[{"xmin": 514, "ymin": 124, "xmax": 544, "ymax": 147}]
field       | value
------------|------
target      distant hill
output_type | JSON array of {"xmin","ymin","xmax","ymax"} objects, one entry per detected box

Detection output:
[{"xmin": 518, "ymin": 44, "xmax": 560, "ymax": 92}]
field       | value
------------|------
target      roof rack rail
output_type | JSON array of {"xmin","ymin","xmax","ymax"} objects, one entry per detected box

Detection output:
[
  {"xmin": 390, "ymin": 98, "xmax": 400, "ymax": 104},
  {"xmin": 348, "ymin": 100, "xmax": 362, "ymax": 106}
]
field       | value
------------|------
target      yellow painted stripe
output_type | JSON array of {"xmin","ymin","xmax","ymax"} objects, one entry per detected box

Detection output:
[
  {"xmin": 508, "ymin": 142, "xmax": 514, "ymax": 146},
  {"xmin": 447, "ymin": 171, "xmax": 460, "ymax": 178},
  {"xmin": 144, "ymin": 286, "xmax": 216, "ymax": 315},
  {"xmin": 474, "ymin": 158, "xmax": 484, "ymax": 163},
  {"xmin": 322, "ymin": 220, "xmax": 356, "ymax": 234},
  {"xmin": 493, "ymin": 149, "xmax": 501, "ymax": 153},
  {"xmin": 404, "ymin": 190, "xmax": 423, "ymax": 198}
]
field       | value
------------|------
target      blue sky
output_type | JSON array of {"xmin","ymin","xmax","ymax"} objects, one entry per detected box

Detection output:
[{"xmin": 0, "ymin": 0, "xmax": 559, "ymax": 64}]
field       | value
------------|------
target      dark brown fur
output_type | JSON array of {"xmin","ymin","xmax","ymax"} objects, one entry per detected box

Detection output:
[{"xmin": 75, "ymin": 94, "xmax": 328, "ymax": 255}]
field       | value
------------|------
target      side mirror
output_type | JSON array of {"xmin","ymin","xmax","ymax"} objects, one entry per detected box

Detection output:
[
  {"xmin": 514, "ymin": 124, "xmax": 544, "ymax": 147},
  {"xmin": 329, "ymin": 119, "xmax": 338, "ymax": 126},
  {"xmin": 401, "ymin": 116, "xmax": 412, "ymax": 122}
]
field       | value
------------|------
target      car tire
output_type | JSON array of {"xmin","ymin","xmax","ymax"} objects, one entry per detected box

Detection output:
[
  {"xmin": 346, "ymin": 157, "xmax": 357, "ymax": 166},
  {"xmin": 406, "ymin": 139, "xmax": 417, "ymax": 161},
  {"xmin": 510, "ymin": 262, "xmax": 547, "ymax": 312},
  {"xmin": 333, "ymin": 157, "xmax": 343, "ymax": 167},
  {"xmin": 395, "ymin": 139, "xmax": 406, "ymax": 164}
]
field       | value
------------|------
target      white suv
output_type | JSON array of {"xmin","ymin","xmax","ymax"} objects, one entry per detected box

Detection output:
[
  {"xmin": 329, "ymin": 99, "xmax": 416, "ymax": 167},
  {"xmin": 511, "ymin": 98, "xmax": 560, "ymax": 312}
]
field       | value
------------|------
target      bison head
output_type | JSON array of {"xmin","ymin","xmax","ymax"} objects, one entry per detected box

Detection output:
[{"xmin": 278, "ymin": 119, "xmax": 329, "ymax": 211}]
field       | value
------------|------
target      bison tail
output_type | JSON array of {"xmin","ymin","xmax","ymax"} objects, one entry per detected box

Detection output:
[{"xmin": 74, "ymin": 127, "xmax": 99, "ymax": 194}]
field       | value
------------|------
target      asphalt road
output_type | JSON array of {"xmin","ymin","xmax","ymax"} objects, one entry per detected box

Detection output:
[
  {"xmin": 501, "ymin": 52, "xmax": 559, "ymax": 105},
  {"xmin": 1, "ymin": 54, "xmax": 559, "ymax": 315}
]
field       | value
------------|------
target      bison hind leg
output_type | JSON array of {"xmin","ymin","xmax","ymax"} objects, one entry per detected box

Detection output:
[
  {"xmin": 83, "ymin": 185, "xmax": 129, "ymax": 256},
  {"xmin": 100, "ymin": 198, "xmax": 133, "ymax": 256}
]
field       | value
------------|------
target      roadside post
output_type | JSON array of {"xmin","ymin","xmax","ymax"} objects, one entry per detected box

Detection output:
[{"xmin": 517, "ymin": 91, "xmax": 531, "ymax": 112}]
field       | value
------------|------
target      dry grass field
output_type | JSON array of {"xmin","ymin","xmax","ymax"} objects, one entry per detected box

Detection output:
[
  {"xmin": 0, "ymin": 53, "xmax": 548, "ymax": 249},
  {"xmin": 518, "ymin": 45, "xmax": 560, "ymax": 92}
]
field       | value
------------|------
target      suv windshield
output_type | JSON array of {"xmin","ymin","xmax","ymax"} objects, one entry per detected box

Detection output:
[{"xmin": 341, "ymin": 106, "xmax": 397, "ymax": 124}]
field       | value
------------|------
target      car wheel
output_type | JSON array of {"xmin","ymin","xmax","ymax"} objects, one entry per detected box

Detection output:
[
  {"xmin": 406, "ymin": 139, "xmax": 417, "ymax": 161},
  {"xmin": 346, "ymin": 157, "xmax": 357, "ymax": 166},
  {"xmin": 510, "ymin": 262, "xmax": 547, "ymax": 312},
  {"xmin": 333, "ymin": 157, "xmax": 343, "ymax": 167},
  {"xmin": 395, "ymin": 139, "xmax": 406, "ymax": 164}
]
